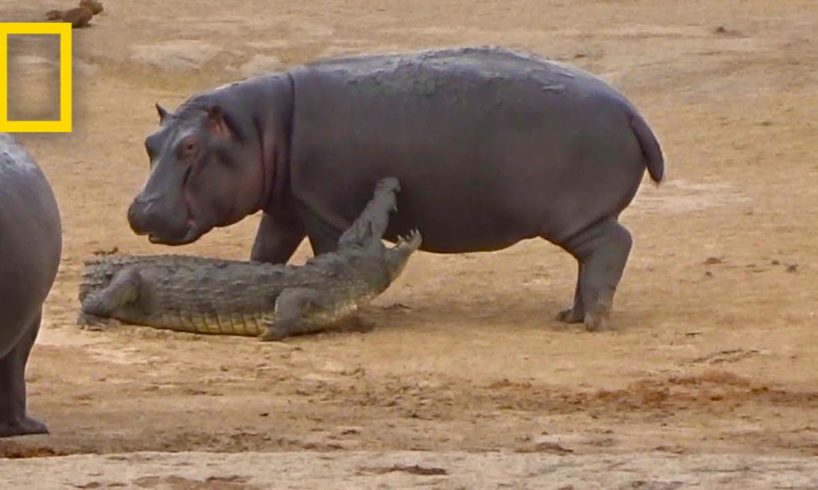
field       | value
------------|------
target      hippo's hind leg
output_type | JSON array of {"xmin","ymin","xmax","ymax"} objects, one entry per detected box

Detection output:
[
  {"xmin": 0, "ymin": 311, "xmax": 47, "ymax": 438},
  {"xmin": 556, "ymin": 218, "xmax": 633, "ymax": 332}
]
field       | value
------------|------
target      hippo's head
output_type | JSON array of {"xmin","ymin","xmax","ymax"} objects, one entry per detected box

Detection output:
[{"xmin": 128, "ymin": 102, "xmax": 265, "ymax": 245}]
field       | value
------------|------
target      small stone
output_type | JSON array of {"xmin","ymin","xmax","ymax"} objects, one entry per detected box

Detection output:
[
  {"xmin": 529, "ymin": 436, "xmax": 574, "ymax": 454},
  {"xmin": 338, "ymin": 426, "xmax": 362, "ymax": 435}
]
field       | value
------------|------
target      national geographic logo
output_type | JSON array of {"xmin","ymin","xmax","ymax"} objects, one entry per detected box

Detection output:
[{"xmin": 0, "ymin": 22, "xmax": 72, "ymax": 132}]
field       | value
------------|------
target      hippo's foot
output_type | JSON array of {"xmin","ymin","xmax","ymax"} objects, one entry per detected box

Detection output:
[
  {"xmin": 76, "ymin": 312, "xmax": 121, "ymax": 330},
  {"xmin": 583, "ymin": 310, "xmax": 612, "ymax": 332},
  {"xmin": 555, "ymin": 305, "xmax": 584, "ymax": 324},
  {"xmin": 583, "ymin": 296, "xmax": 614, "ymax": 332},
  {"xmin": 0, "ymin": 415, "xmax": 48, "ymax": 438}
]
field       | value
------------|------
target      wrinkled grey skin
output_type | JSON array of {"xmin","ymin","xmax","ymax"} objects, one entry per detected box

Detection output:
[
  {"xmin": 0, "ymin": 133, "xmax": 62, "ymax": 437},
  {"xmin": 129, "ymin": 46, "xmax": 664, "ymax": 331}
]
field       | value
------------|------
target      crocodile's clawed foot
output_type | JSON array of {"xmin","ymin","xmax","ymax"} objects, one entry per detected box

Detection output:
[
  {"xmin": 345, "ymin": 315, "xmax": 376, "ymax": 334},
  {"xmin": 396, "ymin": 229, "xmax": 423, "ymax": 249},
  {"xmin": 258, "ymin": 325, "xmax": 288, "ymax": 342},
  {"xmin": 76, "ymin": 312, "xmax": 121, "ymax": 330}
]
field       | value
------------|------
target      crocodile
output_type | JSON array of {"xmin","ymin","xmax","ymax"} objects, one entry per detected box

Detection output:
[{"xmin": 76, "ymin": 177, "xmax": 421, "ymax": 341}]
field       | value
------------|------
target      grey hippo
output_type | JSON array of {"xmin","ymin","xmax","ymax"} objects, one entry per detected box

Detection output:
[
  {"xmin": 0, "ymin": 133, "xmax": 62, "ymax": 437},
  {"xmin": 127, "ymin": 46, "xmax": 664, "ymax": 332}
]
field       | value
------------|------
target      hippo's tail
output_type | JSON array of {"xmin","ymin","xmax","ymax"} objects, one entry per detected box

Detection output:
[{"xmin": 628, "ymin": 110, "xmax": 665, "ymax": 184}]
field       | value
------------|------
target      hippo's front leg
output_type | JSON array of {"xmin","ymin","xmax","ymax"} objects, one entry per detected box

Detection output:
[{"xmin": 251, "ymin": 208, "xmax": 306, "ymax": 264}]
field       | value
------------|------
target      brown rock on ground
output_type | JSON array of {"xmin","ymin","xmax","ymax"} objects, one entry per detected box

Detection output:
[
  {"xmin": 45, "ymin": 6, "xmax": 93, "ymax": 28},
  {"xmin": 79, "ymin": 0, "xmax": 103, "ymax": 15}
]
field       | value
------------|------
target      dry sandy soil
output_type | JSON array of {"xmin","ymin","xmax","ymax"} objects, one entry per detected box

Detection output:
[{"xmin": 1, "ymin": 0, "xmax": 818, "ymax": 488}]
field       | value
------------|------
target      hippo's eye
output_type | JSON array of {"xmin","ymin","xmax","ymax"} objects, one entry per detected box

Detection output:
[{"xmin": 178, "ymin": 138, "xmax": 198, "ymax": 159}]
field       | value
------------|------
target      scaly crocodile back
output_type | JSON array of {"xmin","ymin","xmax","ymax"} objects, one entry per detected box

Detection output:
[{"xmin": 78, "ymin": 253, "xmax": 244, "ymax": 303}]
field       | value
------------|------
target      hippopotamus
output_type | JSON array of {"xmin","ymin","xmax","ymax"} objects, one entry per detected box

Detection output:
[
  {"xmin": 128, "ymin": 46, "xmax": 664, "ymax": 331},
  {"xmin": 0, "ymin": 133, "xmax": 62, "ymax": 437}
]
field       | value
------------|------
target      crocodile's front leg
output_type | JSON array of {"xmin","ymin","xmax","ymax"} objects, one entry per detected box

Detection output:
[
  {"xmin": 77, "ymin": 268, "xmax": 142, "ymax": 329},
  {"xmin": 259, "ymin": 287, "xmax": 329, "ymax": 341}
]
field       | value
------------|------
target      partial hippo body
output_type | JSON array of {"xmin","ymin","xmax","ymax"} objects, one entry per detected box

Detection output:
[
  {"xmin": 130, "ymin": 46, "xmax": 664, "ymax": 331},
  {"xmin": 0, "ymin": 134, "xmax": 62, "ymax": 437}
]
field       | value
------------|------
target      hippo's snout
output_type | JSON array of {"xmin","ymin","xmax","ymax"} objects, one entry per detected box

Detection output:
[
  {"xmin": 127, "ymin": 196, "xmax": 158, "ymax": 236},
  {"xmin": 127, "ymin": 195, "xmax": 194, "ymax": 245}
]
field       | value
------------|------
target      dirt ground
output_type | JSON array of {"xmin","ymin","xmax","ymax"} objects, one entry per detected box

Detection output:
[{"xmin": 1, "ymin": 0, "xmax": 818, "ymax": 487}]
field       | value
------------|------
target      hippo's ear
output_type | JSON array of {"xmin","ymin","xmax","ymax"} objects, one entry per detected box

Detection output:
[{"xmin": 155, "ymin": 103, "xmax": 168, "ymax": 124}]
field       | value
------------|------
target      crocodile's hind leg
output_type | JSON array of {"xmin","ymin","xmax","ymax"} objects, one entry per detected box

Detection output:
[
  {"xmin": 77, "ymin": 268, "xmax": 142, "ymax": 329},
  {"xmin": 259, "ymin": 287, "xmax": 333, "ymax": 341}
]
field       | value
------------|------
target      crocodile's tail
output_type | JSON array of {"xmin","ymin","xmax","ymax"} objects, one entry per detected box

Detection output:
[{"xmin": 384, "ymin": 229, "xmax": 422, "ymax": 281}]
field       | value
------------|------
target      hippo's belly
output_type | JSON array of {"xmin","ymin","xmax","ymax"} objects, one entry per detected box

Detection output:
[{"xmin": 288, "ymin": 47, "xmax": 647, "ymax": 252}]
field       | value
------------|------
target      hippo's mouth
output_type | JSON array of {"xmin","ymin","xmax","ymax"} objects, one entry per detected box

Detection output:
[
  {"xmin": 148, "ymin": 218, "xmax": 203, "ymax": 246},
  {"xmin": 146, "ymin": 167, "xmax": 209, "ymax": 245}
]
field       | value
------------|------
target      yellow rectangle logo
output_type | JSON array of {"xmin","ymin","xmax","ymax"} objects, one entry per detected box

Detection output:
[{"xmin": 0, "ymin": 22, "xmax": 72, "ymax": 133}]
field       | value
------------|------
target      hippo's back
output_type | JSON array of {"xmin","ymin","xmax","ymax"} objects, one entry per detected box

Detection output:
[
  {"xmin": 0, "ymin": 134, "xmax": 62, "ymax": 353},
  {"xmin": 296, "ymin": 45, "xmax": 615, "ymax": 94}
]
